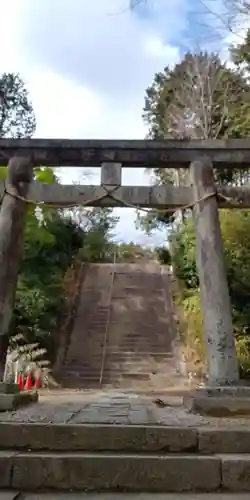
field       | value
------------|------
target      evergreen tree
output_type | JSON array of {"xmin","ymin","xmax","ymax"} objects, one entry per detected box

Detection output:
[{"xmin": 138, "ymin": 50, "xmax": 250, "ymax": 233}]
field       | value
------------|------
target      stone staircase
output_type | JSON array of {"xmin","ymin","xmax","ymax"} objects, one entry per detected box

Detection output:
[
  {"xmin": 1, "ymin": 422, "xmax": 250, "ymax": 492},
  {"xmin": 57, "ymin": 262, "xmax": 182, "ymax": 389}
]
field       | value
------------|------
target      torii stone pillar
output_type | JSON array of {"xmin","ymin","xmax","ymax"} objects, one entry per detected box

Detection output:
[
  {"xmin": 0, "ymin": 156, "xmax": 33, "ymax": 382},
  {"xmin": 0, "ymin": 156, "xmax": 38, "ymax": 409},
  {"xmin": 190, "ymin": 157, "xmax": 239, "ymax": 387}
]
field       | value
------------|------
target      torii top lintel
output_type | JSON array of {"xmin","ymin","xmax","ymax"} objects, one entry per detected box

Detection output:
[{"xmin": 0, "ymin": 138, "xmax": 250, "ymax": 168}]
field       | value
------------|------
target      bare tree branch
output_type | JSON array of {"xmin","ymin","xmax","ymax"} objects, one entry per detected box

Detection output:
[
  {"xmin": 129, "ymin": 0, "xmax": 249, "ymax": 44},
  {"xmin": 166, "ymin": 53, "xmax": 232, "ymax": 141}
]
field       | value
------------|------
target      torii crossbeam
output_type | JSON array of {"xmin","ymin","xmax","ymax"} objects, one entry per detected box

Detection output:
[{"xmin": 0, "ymin": 138, "xmax": 249, "ymax": 167}]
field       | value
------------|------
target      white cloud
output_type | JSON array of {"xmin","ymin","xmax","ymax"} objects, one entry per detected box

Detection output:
[
  {"xmin": 16, "ymin": 0, "xmax": 183, "ymax": 100},
  {"xmin": 0, "ymin": 0, "xmax": 186, "ymax": 246},
  {"xmin": 29, "ymin": 71, "xmax": 102, "ymax": 138},
  {"xmin": 144, "ymin": 37, "xmax": 179, "ymax": 60}
]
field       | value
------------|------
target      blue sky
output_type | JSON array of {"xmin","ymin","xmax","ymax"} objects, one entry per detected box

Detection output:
[{"xmin": 0, "ymin": 0, "xmax": 233, "ymax": 246}]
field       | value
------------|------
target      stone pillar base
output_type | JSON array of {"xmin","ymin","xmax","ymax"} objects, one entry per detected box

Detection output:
[
  {"xmin": 0, "ymin": 382, "xmax": 20, "ymax": 394},
  {"xmin": 0, "ymin": 383, "xmax": 38, "ymax": 411},
  {"xmin": 183, "ymin": 385, "xmax": 250, "ymax": 416}
]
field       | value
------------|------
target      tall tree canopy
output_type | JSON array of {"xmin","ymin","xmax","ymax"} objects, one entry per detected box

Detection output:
[
  {"xmin": 138, "ymin": 49, "xmax": 250, "ymax": 233},
  {"xmin": 143, "ymin": 52, "xmax": 250, "ymax": 141},
  {"xmin": 0, "ymin": 73, "xmax": 36, "ymax": 138},
  {"xmin": 139, "ymin": 32, "xmax": 250, "ymax": 377}
]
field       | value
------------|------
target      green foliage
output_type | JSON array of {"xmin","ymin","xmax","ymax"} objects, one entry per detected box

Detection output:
[
  {"xmin": 219, "ymin": 210, "xmax": 250, "ymax": 333},
  {"xmin": 138, "ymin": 47, "xmax": 250, "ymax": 234},
  {"xmin": 35, "ymin": 167, "xmax": 58, "ymax": 184},
  {"xmin": 0, "ymin": 73, "xmax": 36, "ymax": 137},
  {"xmin": 144, "ymin": 51, "xmax": 249, "ymax": 173},
  {"xmin": 170, "ymin": 221, "xmax": 198, "ymax": 289},
  {"xmin": 137, "ymin": 208, "xmax": 175, "ymax": 234},
  {"xmin": 80, "ymin": 208, "xmax": 119, "ymax": 263},
  {"xmin": 0, "ymin": 167, "xmax": 7, "ymax": 180},
  {"xmin": 13, "ymin": 210, "xmax": 85, "ymax": 357},
  {"xmin": 7, "ymin": 333, "xmax": 51, "ymax": 386},
  {"xmin": 0, "ymin": 165, "xmax": 58, "ymax": 185},
  {"xmin": 143, "ymin": 52, "xmax": 249, "ymax": 142},
  {"xmin": 236, "ymin": 335, "xmax": 250, "ymax": 377},
  {"xmin": 140, "ymin": 30, "xmax": 250, "ymax": 376},
  {"xmin": 170, "ymin": 210, "xmax": 250, "ymax": 376},
  {"xmin": 231, "ymin": 29, "xmax": 250, "ymax": 69},
  {"xmin": 155, "ymin": 246, "xmax": 172, "ymax": 265},
  {"xmin": 8, "ymin": 333, "xmax": 49, "ymax": 371},
  {"xmin": 114, "ymin": 241, "xmax": 155, "ymax": 262},
  {"xmin": 181, "ymin": 292, "xmax": 205, "ymax": 363}
]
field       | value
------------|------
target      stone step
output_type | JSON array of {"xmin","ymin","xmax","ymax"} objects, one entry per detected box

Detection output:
[
  {"xmin": 62, "ymin": 362, "xmax": 176, "ymax": 373},
  {"xmin": 64, "ymin": 350, "xmax": 175, "ymax": 358},
  {"xmin": 61, "ymin": 364, "xmax": 179, "ymax": 372},
  {"xmin": 102, "ymin": 345, "xmax": 173, "ymax": 351},
  {"xmin": 0, "ymin": 451, "xmax": 220, "ymax": 492},
  {"xmin": 105, "ymin": 351, "xmax": 174, "ymax": 356},
  {"xmin": 61, "ymin": 369, "xmax": 175, "ymax": 378},
  {"xmin": 64, "ymin": 353, "xmax": 174, "ymax": 365},
  {"xmin": 3, "ymin": 493, "xmax": 250, "ymax": 500},
  {"xmin": 0, "ymin": 424, "xmax": 197, "ymax": 451},
  {"xmin": 1, "ymin": 424, "xmax": 250, "ymax": 455},
  {"xmin": 61, "ymin": 374, "xmax": 149, "ymax": 381},
  {"xmin": 60, "ymin": 371, "xmax": 181, "ymax": 382},
  {"xmin": 2, "ymin": 449, "xmax": 250, "ymax": 492},
  {"xmin": 56, "ymin": 262, "xmax": 177, "ymax": 388},
  {"xmin": 61, "ymin": 372, "xmax": 176, "ymax": 381},
  {"xmin": 60, "ymin": 374, "xmax": 178, "ymax": 385},
  {"xmin": 60, "ymin": 374, "xmax": 101, "ymax": 380}
]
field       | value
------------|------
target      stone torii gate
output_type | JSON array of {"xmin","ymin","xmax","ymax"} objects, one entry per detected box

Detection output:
[{"xmin": 1, "ymin": 138, "xmax": 250, "ymax": 411}]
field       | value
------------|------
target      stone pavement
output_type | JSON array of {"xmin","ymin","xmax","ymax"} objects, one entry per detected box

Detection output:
[
  {"xmin": 1, "ymin": 389, "xmax": 250, "ymax": 427},
  {"xmin": 1, "ymin": 493, "xmax": 250, "ymax": 499}
]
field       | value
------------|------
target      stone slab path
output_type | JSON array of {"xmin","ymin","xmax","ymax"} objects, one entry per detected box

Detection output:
[{"xmin": 1, "ymin": 389, "xmax": 250, "ymax": 427}]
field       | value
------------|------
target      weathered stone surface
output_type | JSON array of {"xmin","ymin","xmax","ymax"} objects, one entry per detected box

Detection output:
[
  {"xmin": 221, "ymin": 454, "xmax": 250, "ymax": 490},
  {"xmin": 11, "ymin": 452, "xmax": 221, "ymax": 492},
  {"xmin": 0, "ymin": 383, "xmax": 20, "ymax": 394},
  {"xmin": 0, "ymin": 423, "xmax": 197, "ymax": 452},
  {"xmin": 101, "ymin": 162, "xmax": 122, "ymax": 186},
  {"xmin": 58, "ymin": 262, "xmax": 180, "ymax": 391},
  {"xmin": 0, "ymin": 157, "xmax": 34, "ymax": 379},
  {"xmin": 0, "ymin": 451, "xmax": 16, "ymax": 488},
  {"xmin": 1, "ymin": 181, "xmax": 250, "ymax": 210},
  {"xmin": 16, "ymin": 494, "xmax": 250, "ymax": 500},
  {"xmin": 1, "ymin": 137, "xmax": 250, "ymax": 168},
  {"xmin": 0, "ymin": 494, "xmax": 19, "ymax": 500},
  {"xmin": 0, "ymin": 390, "xmax": 38, "ymax": 411},
  {"xmin": 190, "ymin": 158, "xmax": 239, "ymax": 386},
  {"xmin": 199, "ymin": 429, "xmax": 250, "ymax": 454},
  {"xmin": 184, "ymin": 394, "xmax": 250, "ymax": 416},
  {"xmin": 6, "ymin": 389, "xmax": 250, "ymax": 428},
  {"xmin": 195, "ymin": 386, "xmax": 250, "ymax": 397},
  {"xmin": 0, "ymin": 181, "xmax": 193, "ymax": 210}
]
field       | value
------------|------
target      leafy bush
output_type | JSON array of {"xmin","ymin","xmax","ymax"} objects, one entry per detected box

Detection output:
[
  {"xmin": 5, "ymin": 333, "xmax": 51, "ymax": 386},
  {"xmin": 11, "ymin": 211, "xmax": 84, "ymax": 359},
  {"xmin": 170, "ymin": 210, "xmax": 250, "ymax": 377},
  {"xmin": 155, "ymin": 246, "xmax": 172, "ymax": 265}
]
